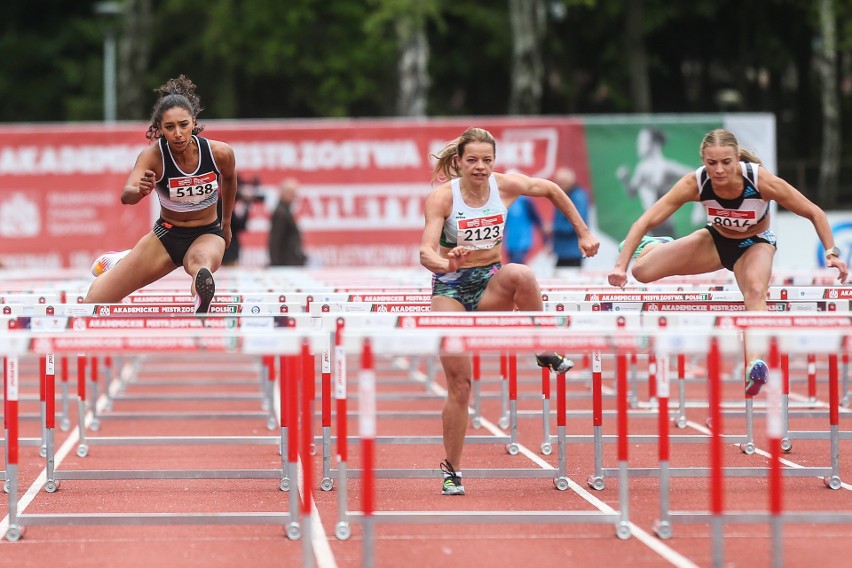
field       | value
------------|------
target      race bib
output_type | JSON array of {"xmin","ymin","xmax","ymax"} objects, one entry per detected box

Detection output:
[
  {"xmin": 457, "ymin": 214, "xmax": 504, "ymax": 250},
  {"xmin": 168, "ymin": 172, "xmax": 219, "ymax": 203},
  {"xmin": 706, "ymin": 207, "xmax": 755, "ymax": 232}
]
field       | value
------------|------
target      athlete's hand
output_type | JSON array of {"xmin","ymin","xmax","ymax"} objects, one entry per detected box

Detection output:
[
  {"xmin": 138, "ymin": 169, "xmax": 156, "ymax": 197},
  {"xmin": 827, "ymin": 255, "xmax": 848, "ymax": 283},
  {"xmin": 579, "ymin": 234, "xmax": 600, "ymax": 258},
  {"xmin": 608, "ymin": 268, "xmax": 628, "ymax": 289},
  {"xmin": 445, "ymin": 247, "xmax": 470, "ymax": 272}
]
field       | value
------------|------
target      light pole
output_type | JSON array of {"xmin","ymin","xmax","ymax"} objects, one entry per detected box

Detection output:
[{"xmin": 94, "ymin": 1, "xmax": 123, "ymax": 123}]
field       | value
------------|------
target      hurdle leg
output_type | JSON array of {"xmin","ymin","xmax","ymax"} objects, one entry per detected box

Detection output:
[
  {"xmin": 5, "ymin": 356, "xmax": 25, "ymax": 541},
  {"xmin": 320, "ymin": 342, "xmax": 333, "ymax": 491},
  {"xmin": 39, "ymin": 355, "xmax": 47, "ymax": 458},
  {"xmin": 628, "ymin": 352, "xmax": 638, "ymax": 409},
  {"xmin": 88, "ymin": 356, "xmax": 101, "ymax": 432},
  {"xmin": 333, "ymin": 318, "xmax": 352, "ymax": 540},
  {"xmin": 284, "ymin": 354, "xmax": 301, "ymax": 540},
  {"xmin": 780, "ymin": 354, "xmax": 792, "ymax": 452},
  {"xmin": 807, "ymin": 353, "xmax": 817, "ymax": 404},
  {"xmin": 540, "ymin": 366, "xmax": 552, "ymax": 455},
  {"xmin": 59, "ymin": 356, "xmax": 70, "ymax": 431},
  {"xmin": 767, "ymin": 338, "xmax": 784, "ymax": 568},
  {"xmin": 824, "ymin": 353, "xmax": 842, "ymax": 490},
  {"xmin": 470, "ymin": 354, "xmax": 482, "ymax": 429},
  {"xmin": 359, "ymin": 339, "xmax": 377, "ymax": 568},
  {"xmin": 554, "ymin": 367, "xmax": 569, "ymax": 490},
  {"xmin": 278, "ymin": 355, "xmax": 290, "ymax": 489},
  {"xmin": 263, "ymin": 355, "xmax": 277, "ymax": 429},
  {"xmin": 75, "ymin": 355, "xmax": 89, "ymax": 458},
  {"xmin": 674, "ymin": 354, "xmax": 687, "ymax": 428},
  {"xmin": 647, "ymin": 351, "xmax": 658, "ymax": 407},
  {"xmin": 841, "ymin": 351, "xmax": 849, "ymax": 407},
  {"xmin": 741, "ymin": 341, "xmax": 756, "ymax": 455},
  {"xmin": 587, "ymin": 350, "xmax": 605, "ymax": 491},
  {"xmin": 505, "ymin": 354, "xmax": 519, "ymax": 455},
  {"xmin": 44, "ymin": 354, "xmax": 59, "ymax": 493},
  {"xmin": 615, "ymin": 351, "xmax": 631, "ymax": 539},
  {"xmin": 2, "ymin": 356, "xmax": 8, "ymax": 494},
  {"xmin": 653, "ymin": 349, "xmax": 672, "ymax": 539},
  {"xmin": 300, "ymin": 340, "xmax": 315, "ymax": 564},
  {"xmin": 100, "ymin": 355, "xmax": 115, "ymax": 412},
  {"xmin": 708, "ymin": 338, "xmax": 725, "ymax": 566},
  {"xmin": 498, "ymin": 352, "xmax": 509, "ymax": 429}
]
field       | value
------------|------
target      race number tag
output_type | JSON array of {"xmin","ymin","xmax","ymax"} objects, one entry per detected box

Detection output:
[
  {"xmin": 457, "ymin": 214, "xmax": 504, "ymax": 250},
  {"xmin": 168, "ymin": 172, "xmax": 219, "ymax": 203},
  {"xmin": 706, "ymin": 208, "xmax": 755, "ymax": 232}
]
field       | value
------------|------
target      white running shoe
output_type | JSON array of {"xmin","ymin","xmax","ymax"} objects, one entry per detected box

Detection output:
[{"xmin": 90, "ymin": 250, "xmax": 131, "ymax": 277}]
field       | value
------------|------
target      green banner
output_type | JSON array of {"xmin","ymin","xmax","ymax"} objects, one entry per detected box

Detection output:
[{"xmin": 584, "ymin": 120, "xmax": 720, "ymax": 242}]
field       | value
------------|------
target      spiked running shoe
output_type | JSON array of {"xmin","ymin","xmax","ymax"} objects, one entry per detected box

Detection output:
[
  {"xmin": 193, "ymin": 268, "xmax": 216, "ymax": 314},
  {"xmin": 745, "ymin": 359, "xmax": 768, "ymax": 396},
  {"xmin": 536, "ymin": 353, "xmax": 575, "ymax": 375},
  {"xmin": 618, "ymin": 235, "xmax": 674, "ymax": 259},
  {"xmin": 90, "ymin": 249, "xmax": 131, "ymax": 277},
  {"xmin": 440, "ymin": 459, "xmax": 465, "ymax": 496}
]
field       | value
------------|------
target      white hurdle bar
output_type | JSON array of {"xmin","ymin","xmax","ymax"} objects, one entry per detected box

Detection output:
[{"xmin": 0, "ymin": 316, "xmax": 324, "ymax": 547}]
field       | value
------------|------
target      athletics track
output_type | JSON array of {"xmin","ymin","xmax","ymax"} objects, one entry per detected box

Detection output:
[{"xmin": 0, "ymin": 266, "xmax": 851, "ymax": 568}]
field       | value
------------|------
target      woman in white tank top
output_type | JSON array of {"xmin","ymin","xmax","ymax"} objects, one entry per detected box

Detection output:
[{"xmin": 420, "ymin": 127, "xmax": 600, "ymax": 494}]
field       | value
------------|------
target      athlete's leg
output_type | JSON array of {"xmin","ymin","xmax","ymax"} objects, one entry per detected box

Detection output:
[
  {"xmin": 477, "ymin": 263, "xmax": 542, "ymax": 311},
  {"xmin": 183, "ymin": 234, "xmax": 226, "ymax": 313},
  {"xmin": 477, "ymin": 264, "xmax": 574, "ymax": 374},
  {"xmin": 83, "ymin": 233, "xmax": 176, "ymax": 303},
  {"xmin": 432, "ymin": 295, "xmax": 470, "ymax": 470},
  {"xmin": 733, "ymin": 243, "xmax": 776, "ymax": 396},
  {"xmin": 631, "ymin": 229, "xmax": 723, "ymax": 283},
  {"xmin": 183, "ymin": 233, "xmax": 226, "ymax": 282},
  {"xmin": 732, "ymin": 243, "xmax": 775, "ymax": 311}
]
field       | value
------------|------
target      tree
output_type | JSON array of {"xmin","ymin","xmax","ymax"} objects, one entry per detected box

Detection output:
[
  {"xmin": 624, "ymin": 0, "xmax": 651, "ymax": 112},
  {"xmin": 365, "ymin": 0, "xmax": 443, "ymax": 117},
  {"xmin": 508, "ymin": 0, "xmax": 546, "ymax": 114},
  {"xmin": 817, "ymin": 0, "xmax": 840, "ymax": 208}
]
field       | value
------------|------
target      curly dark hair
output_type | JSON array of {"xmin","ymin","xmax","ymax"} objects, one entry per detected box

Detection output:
[{"xmin": 145, "ymin": 75, "xmax": 205, "ymax": 141}]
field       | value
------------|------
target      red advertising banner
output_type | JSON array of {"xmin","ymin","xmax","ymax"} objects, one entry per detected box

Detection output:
[{"xmin": 0, "ymin": 117, "xmax": 589, "ymax": 268}]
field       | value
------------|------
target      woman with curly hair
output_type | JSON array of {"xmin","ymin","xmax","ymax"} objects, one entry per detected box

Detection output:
[{"xmin": 86, "ymin": 75, "xmax": 237, "ymax": 313}]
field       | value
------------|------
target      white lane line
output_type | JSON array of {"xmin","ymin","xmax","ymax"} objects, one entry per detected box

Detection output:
[
  {"xmin": 477, "ymin": 416, "xmax": 700, "ymax": 568},
  {"xmin": 298, "ymin": 458, "xmax": 338, "ymax": 568},
  {"xmin": 272, "ymin": 378, "xmax": 337, "ymax": 568},
  {"xmin": 424, "ymin": 379, "xmax": 699, "ymax": 568},
  {"xmin": 685, "ymin": 418, "xmax": 852, "ymax": 490},
  {"xmin": 0, "ymin": 416, "xmax": 81, "ymax": 535},
  {"xmin": 2, "ymin": 362, "xmax": 341, "ymax": 568},
  {"xmin": 1, "ymin": 364, "xmax": 135, "ymax": 534}
]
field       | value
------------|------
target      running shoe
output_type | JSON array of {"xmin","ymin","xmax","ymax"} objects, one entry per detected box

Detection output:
[
  {"xmin": 440, "ymin": 459, "xmax": 465, "ymax": 496},
  {"xmin": 90, "ymin": 249, "xmax": 130, "ymax": 277},
  {"xmin": 618, "ymin": 235, "xmax": 674, "ymax": 259},
  {"xmin": 193, "ymin": 267, "xmax": 216, "ymax": 314},
  {"xmin": 745, "ymin": 359, "xmax": 768, "ymax": 396},
  {"xmin": 535, "ymin": 353, "xmax": 575, "ymax": 375}
]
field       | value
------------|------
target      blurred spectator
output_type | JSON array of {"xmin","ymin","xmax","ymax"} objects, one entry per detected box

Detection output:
[
  {"xmin": 551, "ymin": 167, "xmax": 590, "ymax": 267},
  {"xmin": 268, "ymin": 177, "xmax": 307, "ymax": 266},
  {"xmin": 221, "ymin": 175, "xmax": 262, "ymax": 266},
  {"xmin": 503, "ymin": 194, "xmax": 545, "ymax": 264}
]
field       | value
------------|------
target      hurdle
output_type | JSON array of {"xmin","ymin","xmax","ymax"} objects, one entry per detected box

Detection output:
[
  {"xmin": 328, "ymin": 313, "xmax": 643, "ymax": 543},
  {"xmin": 659, "ymin": 328, "xmax": 852, "ymax": 567},
  {"xmin": 2, "ymin": 315, "xmax": 322, "ymax": 543}
]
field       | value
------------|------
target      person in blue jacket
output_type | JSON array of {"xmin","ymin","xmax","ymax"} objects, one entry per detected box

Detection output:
[
  {"xmin": 551, "ymin": 167, "xmax": 590, "ymax": 267},
  {"xmin": 503, "ymin": 194, "xmax": 545, "ymax": 264}
]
